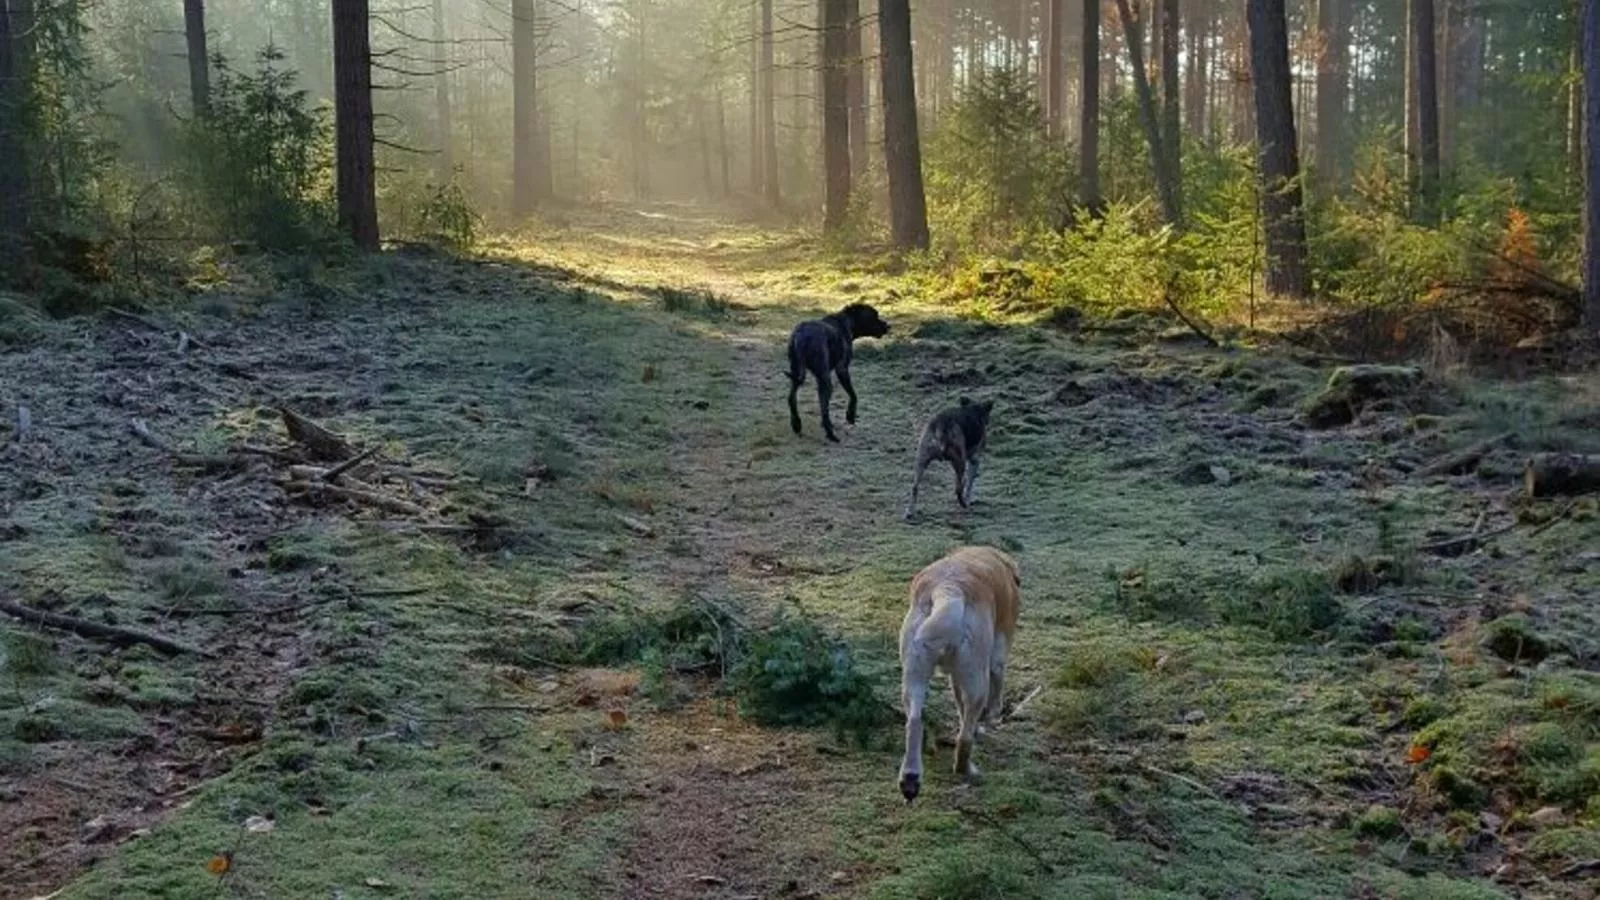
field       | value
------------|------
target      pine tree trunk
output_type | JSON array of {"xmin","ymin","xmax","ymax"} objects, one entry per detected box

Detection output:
[
  {"xmin": 823, "ymin": 0, "xmax": 851, "ymax": 232},
  {"xmin": 1114, "ymin": 0, "xmax": 1182, "ymax": 227},
  {"xmin": 717, "ymin": 84, "xmax": 731, "ymax": 197},
  {"xmin": 184, "ymin": 0, "xmax": 210, "ymax": 116},
  {"xmin": 0, "ymin": 0, "xmax": 28, "ymax": 265},
  {"xmin": 1185, "ymin": 0, "xmax": 1209, "ymax": 137},
  {"xmin": 1314, "ymin": 0, "xmax": 1346, "ymax": 195},
  {"xmin": 1231, "ymin": 16, "xmax": 1253, "ymax": 145},
  {"xmin": 845, "ymin": 0, "xmax": 867, "ymax": 182},
  {"xmin": 879, "ymin": 0, "xmax": 929, "ymax": 249},
  {"xmin": 1046, "ymin": 0, "xmax": 1064, "ymax": 135},
  {"xmin": 1404, "ymin": 0, "xmax": 1419, "ymax": 203},
  {"xmin": 1584, "ymin": 0, "xmax": 1599, "ymax": 330},
  {"xmin": 1159, "ymin": 0, "xmax": 1181, "ymax": 207},
  {"xmin": 1415, "ymin": 0, "xmax": 1440, "ymax": 225},
  {"xmin": 749, "ymin": 0, "xmax": 761, "ymax": 193},
  {"xmin": 333, "ymin": 0, "xmax": 378, "ymax": 251},
  {"xmin": 1438, "ymin": 0, "xmax": 1455, "ymax": 167},
  {"xmin": 432, "ymin": 0, "xmax": 452, "ymax": 181},
  {"xmin": 1571, "ymin": 40, "xmax": 1584, "ymax": 182},
  {"xmin": 761, "ymin": 0, "xmax": 780, "ymax": 207},
  {"xmin": 512, "ymin": 0, "xmax": 538, "ymax": 215},
  {"xmin": 1081, "ymin": 0, "xmax": 1101, "ymax": 212},
  {"xmin": 1249, "ymin": 0, "xmax": 1308, "ymax": 298}
]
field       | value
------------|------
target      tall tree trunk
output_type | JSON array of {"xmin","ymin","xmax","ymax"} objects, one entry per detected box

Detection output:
[
  {"xmin": 1249, "ymin": 0, "xmax": 1308, "ymax": 298},
  {"xmin": 184, "ymin": 0, "xmax": 210, "ymax": 116},
  {"xmin": 823, "ymin": 0, "xmax": 851, "ymax": 232},
  {"xmin": 846, "ymin": 0, "xmax": 867, "ymax": 183},
  {"xmin": 1571, "ymin": 40, "xmax": 1584, "ymax": 182},
  {"xmin": 512, "ymin": 0, "xmax": 540, "ymax": 215},
  {"xmin": 1584, "ymin": 0, "xmax": 1599, "ymax": 329},
  {"xmin": 717, "ymin": 84, "xmax": 731, "ymax": 197},
  {"xmin": 1315, "ymin": 0, "xmax": 1346, "ymax": 195},
  {"xmin": 1114, "ymin": 0, "xmax": 1182, "ymax": 227},
  {"xmin": 1404, "ymin": 0, "xmax": 1419, "ymax": 202},
  {"xmin": 879, "ymin": 0, "xmax": 929, "ymax": 249},
  {"xmin": 0, "ymin": 0, "xmax": 28, "ymax": 265},
  {"xmin": 699, "ymin": 96, "xmax": 715, "ymax": 197},
  {"xmin": 333, "ymin": 0, "xmax": 379, "ymax": 251},
  {"xmin": 749, "ymin": 0, "xmax": 761, "ymax": 193},
  {"xmin": 1046, "ymin": 0, "xmax": 1064, "ymax": 135},
  {"xmin": 1159, "ymin": 0, "xmax": 1181, "ymax": 206},
  {"xmin": 1080, "ymin": 0, "xmax": 1100, "ymax": 212},
  {"xmin": 1438, "ymin": 0, "xmax": 1454, "ymax": 167},
  {"xmin": 761, "ymin": 0, "xmax": 780, "ymax": 207},
  {"xmin": 1185, "ymin": 0, "xmax": 1209, "ymax": 137},
  {"xmin": 1415, "ymin": 0, "xmax": 1440, "ymax": 225},
  {"xmin": 432, "ymin": 0, "xmax": 452, "ymax": 180},
  {"xmin": 1231, "ymin": 17, "xmax": 1253, "ymax": 145}
]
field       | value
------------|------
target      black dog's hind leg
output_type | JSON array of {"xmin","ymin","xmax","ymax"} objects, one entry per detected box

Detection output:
[
  {"xmin": 838, "ymin": 367, "xmax": 859, "ymax": 425},
  {"xmin": 787, "ymin": 344, "xmax": 805, "ymax": 435},
  {"xmin": 964, "ymin": 455, "xmax": 981, "ymax": 506},
  {"xmin": 904, "ymin": 451, "xmax": 933, "ymax": 520},
  {"xmin": 816, "ymin": 375, "xmax": 839, "ymax": 442},
  {"xmin": 950, "ymin": 447, "xmax": 970, "ymax": 508}
]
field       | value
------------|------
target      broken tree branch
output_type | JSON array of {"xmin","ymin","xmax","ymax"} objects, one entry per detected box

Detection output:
[
  {"xmin": 1523, "ymin": 453, "xmax": 1600, "ymax": 498},
  {"xmin": 0, "ymin": 597, "xmax": 214, "ymax": 658},
  {"xmin": 278, "ymin": 407, "xmax": 353, "ymax": 461},
  {"xmin": 284, "ymin": 480, "xmax": 426, "ymax": 516},
  {"xmin": 1414, "ymin": 432, "xmax": 1514, "ymax": 479}
]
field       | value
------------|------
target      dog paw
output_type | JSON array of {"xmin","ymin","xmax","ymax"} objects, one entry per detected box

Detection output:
[
  {"xmin": 790, "ymin": 420, "xmax": 803, "ymax": 435},
  {"xmin": 846, "ymin": 412, "xmax": 858, "ymax": 425},
  {"xmin": 826, "ymin": 432, "xmax": 840, "ymax": 443}
]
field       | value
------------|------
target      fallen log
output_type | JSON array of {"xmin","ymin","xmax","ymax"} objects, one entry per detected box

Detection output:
[
  {"xmin": 1524, "ymin": 454, "xmax": 1600, "ymax": 498},
  {"xmin": 1414, "ymin": 432, "xmax": 1513, "ymax": 479},
  {"xmin": 128, "ymin": 418, "xmax": 245, "ymax": 472},
  {"xmin": 0, "ymin": 597, "xmax": 214, "ymax": 658},
  {"xmin": 284, "ymin": 480, "xmax": 425, "ymax": 516},
  {"xmin": 278, "ymin": 407, "xmax": 353, "ymax": 461}
]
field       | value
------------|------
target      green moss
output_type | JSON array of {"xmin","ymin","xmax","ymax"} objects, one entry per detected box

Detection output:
[{"xmin": 1354, "ymin": 805, "xmax": 1405, "ymax": 840}]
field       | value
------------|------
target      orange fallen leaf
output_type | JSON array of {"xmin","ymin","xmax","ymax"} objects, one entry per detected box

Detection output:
[
  {"xmin": 1407, "ymin": 744, "xmax": 1432, "ymax": 764},
  {"xmin": 607, "ymin": 708, "xmax": 628, "ymax": 729},
  {"xmin": 206, "ymin": 853, "xmax": 233, "ymax": 876}
]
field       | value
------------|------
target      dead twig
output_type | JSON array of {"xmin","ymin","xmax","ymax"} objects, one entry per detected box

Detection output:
[
  {"xmin": 1418, "ymin": 521, "xmax": 1518, "ymax": 556},
  {"xmin": 0, "ymin": 596, "xmax": 214, "ymax": 658},
  {"xmin": 953, "ymin": 805, "xmax": 1057, "ymax": 874},
  {"xmin": 284, "ymin": 480, "xmax": 426, "ymax": 516},
  {"xmin": 1413, "ymin": 432, "xmax": 1513, "ymax": 479},
  {"xmin": 1139, "ymin": 762, "xmax": 1220, "ymax": 799},
  {"xmin": 1002, "ymin": 684, "xmax": 1045, "ymax": 722},
  {"xmin": 323, "ymin": 445, "xmax": 383, "ymax": 482},
  {"xmin": 1160, "ymin": 273, "xmax": 1220, "ymax": 348}
]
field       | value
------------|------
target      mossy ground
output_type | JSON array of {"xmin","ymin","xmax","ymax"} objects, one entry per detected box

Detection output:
[{"xmin": 2, "ymin": 204, "xmax": 1595, "ymax": 899}]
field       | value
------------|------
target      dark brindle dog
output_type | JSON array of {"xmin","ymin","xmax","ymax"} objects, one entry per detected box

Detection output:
[
  {"xmin": 904, "ymin": 397, "xmax": 994, "ymax": 519},
  {"xmin": 786, "ymin": 303, "xmax": 891, "ymax": 442}
]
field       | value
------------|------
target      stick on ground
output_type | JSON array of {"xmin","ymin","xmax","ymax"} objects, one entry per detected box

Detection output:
[{"xmin": 0, "ymin": 597, "xmax": 214, "ymax": 658}]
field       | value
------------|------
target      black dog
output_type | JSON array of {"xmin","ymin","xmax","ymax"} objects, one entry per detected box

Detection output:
[
  {"xmin": 904, "ymin": 397, "xmax": 994, "ymax": 519},
  {"xmin": 786, "ymin": 303, "xmax": 891, "ymax": 442}
]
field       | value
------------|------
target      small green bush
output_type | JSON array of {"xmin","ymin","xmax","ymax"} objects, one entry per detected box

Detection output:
[{"xmin": 731, "ymin": 612, "xmax": 886, "ymax": 745}]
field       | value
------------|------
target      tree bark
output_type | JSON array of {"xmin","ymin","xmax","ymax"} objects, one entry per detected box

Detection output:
[
  {"xmin": 1159, "ymin": 0, "xmax": 1181, "ymax": 211},
  {"xmin": 1585, "ymin": 0, "xmax": 1599, "ymax": 330},
  {"xmin": 1114, "ymin": 0, "xmax": 1182, "ymax": 227},
  {"xmin": 433, "ymin": 0, "xmax": 452, "ymax": 181},
  {"xmin": 879, "ymin": 0, "xmax": 929, "ymax": 249},
  {"xmin": 761, "ymin": 0, "xmax": 780, "ymax": 207},
  {"xmin": 333, "ymin": 0, "xmax": 379, "ymax": 251},
  {"xmin": 717, "ymin": 84, "xmax": 731, "ymax": 197},
  {"xmin": 1249, "ymin": 0, "xmax": 1309, "ymax": 298},
  {"xmin": 1404, "ymin": 0, "xmax": 1419, "ymax": 202},
  {"xmin": 1046, "ymin": 0, "xmax": 1064, "ymax": 135},
  {"xmin": 1185, "ymin": 0, "xmax": 1210, "ymax": 137},
  {"xmin": 1080, "ymin": 0, "xmax": 1101, "ymax": 212},
  {"xmin": 184, "ymin": 0, "xmax": 210, "ymax": 116},
  {"xmin": 1314, "ymin": 0, "xmax": 1346, "ymax": 195},
  {"xmin": 1415, "ymin": 0, "xmax": 1440, "ymax": 225},
  {"xmin": 749, "ymin": 0, "xmax": 761, "ymax": 193},
  {"xmin": 0, "ymin": 0, "xmax": 26, "ymax": 265},
  {"xmin": 512, "ymin": 0, "xmax": 544, "ymax": 215},
  {"xmin": 1570, "ymin": 39, "xmax": 1584, "ymax": 183},
  {"xmin": 845, "ymin": 0, "xmax": 867, "ymax": 183},
  {"xmin": 823, "ymin": 0, "xmax": 851, "ymax": 232}
]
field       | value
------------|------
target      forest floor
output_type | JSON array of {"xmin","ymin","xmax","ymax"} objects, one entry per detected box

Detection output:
[{"xmin": 1, "ymin": 205, "xmax": 1598, "ymax": 900}]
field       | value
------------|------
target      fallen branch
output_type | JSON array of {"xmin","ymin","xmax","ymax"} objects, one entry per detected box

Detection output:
[
  {"xmin": 284, "ymin": 480, "xmax": 426, "ymax": 516},
  {"xmin": 1002, "ymin": 685, "xmax": 1045, "ymax": 723},
  {"xmin": 324, "ymin": 446, "xmax": 383, "ymax": 482},
  {"xmin": 0, "ymin": 597, "xmax": 214, "ymax": 658},
  {"xmin": 1414, "ymin": 432, "xmax": 1513, "ymax": 479},
  {"xmin": 1418, "ymin": 521, "xmax": 1518, "ymax": 556},
  {"xmin": 128, "ymin": 418, "xmax": 242, "ymax": 472},
  {"xmin": 1139, "ymin": 762, "xmax": 1220, "ymax": 799},
  {"xmin": 1160, "ymin": 276, "xmax": 1220, "ymax": 349}
]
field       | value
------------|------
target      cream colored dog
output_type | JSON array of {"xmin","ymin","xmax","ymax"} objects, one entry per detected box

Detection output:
[{"xmin": 897, "ymin": 545, "xmax": 1021, "ymax": 803}]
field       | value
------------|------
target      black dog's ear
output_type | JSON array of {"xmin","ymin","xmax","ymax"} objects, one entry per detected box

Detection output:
[
  {"xmin": 980, "ymin": 399, "xmax": 995, "ymax": 413},
  {"xmin": 958, "ymin": 395, "xmax": 971, "ymax": 406}
]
